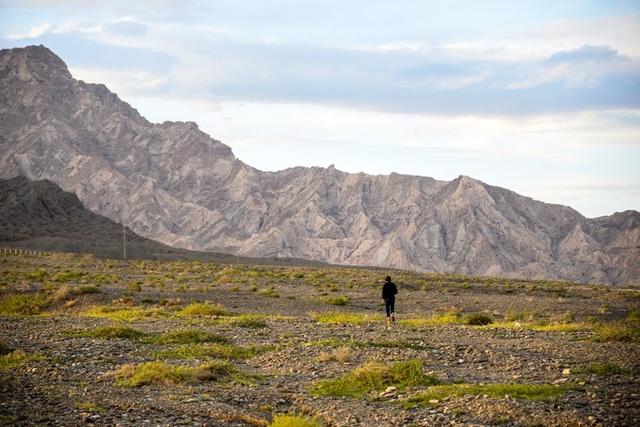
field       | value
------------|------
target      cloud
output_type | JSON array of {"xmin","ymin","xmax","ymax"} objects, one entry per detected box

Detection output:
[
  {"xmin": 6, "ymin": 23, "xmax": 51, "ymax": 40},
  {"xmin": 103, "ymin": 19, "xmax": 148, "ymax": 37},
  {"xmin": 0, "ymin": 33, "xmax": 177, "ymax": 73},
  {"xmin": 548, "ymin": 45, "xmax": 622, "ymax": 64}
]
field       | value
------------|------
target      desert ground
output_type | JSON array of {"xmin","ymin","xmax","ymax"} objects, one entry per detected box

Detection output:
[{"xmin": 1, "ymin": 251, "xmax": 639, "ymax": 426}]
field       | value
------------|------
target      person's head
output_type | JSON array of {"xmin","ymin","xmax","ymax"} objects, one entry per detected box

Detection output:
[{"xmin": 385, "ymin": 275, "xmax": 391, "ymax": 282}]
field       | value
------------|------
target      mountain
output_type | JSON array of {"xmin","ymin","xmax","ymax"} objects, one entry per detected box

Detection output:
[
  {"xmin": 0, "ymin": 176, "xmax": 328, "ymax": 266},
  {"xmin": 0, "ymin": 45, "xmax": 638, "ymax": 284},
  {"xmin": 0, "ymin": 175, "xmax": 183, "ymax": 258}
]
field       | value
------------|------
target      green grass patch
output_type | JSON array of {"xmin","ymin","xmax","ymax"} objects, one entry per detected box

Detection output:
[
  {"xmin": 76, "ymin": 402, "xmax": 107, "ymax": 414},
  {"xmin": 463, "ymin": 313, "xmax": 493, "ymax": 326},
  {"xmin": 399, "ymin": 310, "xmax": 461, "ymax": 328},
  {"xmin": 83, "ymin": 305, "xmax": 166, "ymax": 321},
  {"xmin": 0, "ymin": 349, "xmax": 44, "ymax": 370},
  {"xmin": 178, "ymin": 303, "xmax": 229, "ymax": 317},
  {"xmin": 0, "ymin": 293, "xmax": 49, "ymax": 315},
  {"xmin": 258, "ymin": 288, "xmax": 280, "ymax": 298},
  {"xmin": 321, "ymin": 295, "xmax": 350, "ymax": 306},
  {"xmin": 573, "ymin": 362, "xmax": 631, "ymax": 376},
  {"xmin": 67, "ymin": 326, "xmax": 145, "ymax": 340},
  {"xmin": 114, "ymin": 360, "xmax": 252, "ymax": 387},
  {"xmin": 531, "ymin": 323, "xmax": 592, "ymax": 332},
  {"xmin": 270, "ymin": 414, "xmax": 323, "ymax": 427},
  {"xmin": 76, "ymin": 285, "xmax": 100, "ymax": 294},
  {"xmin": 592, "ymin": 324, "xmax": 640, "ymax": 343},
  {"xmin": 147, "ymin": 329, "xmax": 229, "ymax": 345},
  {"xmin": 155, "ymin": 343, "xmax": 263, "ymax": 360},
  {"xmin": 312, "ymin": 311, "xmax": 381, "ymax": 325},
  {"xmin": 405, "ymin": 383, "xmax": 570, "ymax": 408},
  {"xmin": 310, "ymin": 359, "xmax": 439, "ymax": 397}
]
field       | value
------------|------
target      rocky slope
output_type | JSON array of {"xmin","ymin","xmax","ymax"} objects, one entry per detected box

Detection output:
[
  {"xmin": 0, "ymin": 45, "xmax": 638, "ymax": 284},
  {"xmin": 0, "ymin": 175, "xmax": 201, "ymax": 259}
]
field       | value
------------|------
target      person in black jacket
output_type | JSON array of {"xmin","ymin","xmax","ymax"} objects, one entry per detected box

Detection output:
[{"xmin": 381, "ymin": 275, "xmax": 398, "ymax": 323}]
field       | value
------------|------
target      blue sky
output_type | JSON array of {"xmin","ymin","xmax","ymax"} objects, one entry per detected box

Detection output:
[{"xmin": 1, "ymin": 0, "xmax": 639, "ymax": 217}]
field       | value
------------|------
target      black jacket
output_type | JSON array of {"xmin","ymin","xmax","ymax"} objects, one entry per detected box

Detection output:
[{"xmin": 381, "ymin": 281, "xmax": 398, "ymax": 300}]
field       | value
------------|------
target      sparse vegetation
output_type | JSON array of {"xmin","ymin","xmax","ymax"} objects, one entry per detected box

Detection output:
[
  {"xmin": 463, "ymin": 312, "xmax": 493, "ymax": 325},
  {"xmin": 321, "ymin": 295, "xmax": 350, "ymax": 306},
  {"xmin": 155, "ymin": 342, "xmax": 262, "ymax": 360},
  {"xmin": 310, "ymin": 360, "xmax": 439, "ymax": 397},
  {"xmin": 312, "ymin": 311, "xmax": 381, "ymax": 325},
  {"xmin": 114, "ymin": 360, "xmax": 248, "ymax": 387},
  {"xmin": 269, "ymin": 414, "xmax": 323, "ymax": 427},
  {"xmin": 76, "ymin": 402, "xmax": 107, "ymax": 414},
  {"xmin": 315, "ymin": 346, "xmax": 351, "ymax": 363},
  {"xmin": 258, "ymin": 287, "xmax": 280, "ymax": 298},
  {"xmin": 223, "ymin": 314, "xmax": 269, "ymax": 329},
  {"xmin": 179, "ymin": 302, "xmax": 228, "ymax": 317},
  {"xmin": 148, "ymin": 329, "xmax": 228, "ymax": 345},
  {"xmin": 0, "ymin": 293, "xmax": 49, "ymax": 315},
  {"xmin": 405, "ymin": 383, "xmax": 571, "ymax": 408},
  {"xmin": 83, "ymin": 305, "xmax": 165, "ymax": 321},
  {"xmin": 0, "ymin": 349, "xmax": 43, "ymax": 370},
  {"xmin": 2, "ymin": 252, "xmax": 639, "ymax": 425},
  {"xmin": 399, "ymin": 309, "xmax": 461, "ymax": 328},
  {"xmin": 573, "ymin": 362, "xmax": 631, "ymax": 376},
  {"xmin": 592, "ymin": 323, "xmax": 640, "ymax": 343}
]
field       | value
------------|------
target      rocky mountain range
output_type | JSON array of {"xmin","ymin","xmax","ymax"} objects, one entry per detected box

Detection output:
[
  {"xmin": 0, "ymin": 175, "xmax": 226, "ymax": 261},
  {"xmin": 0, "ymin": 45, "xmax": 638, "ymax": 284}
]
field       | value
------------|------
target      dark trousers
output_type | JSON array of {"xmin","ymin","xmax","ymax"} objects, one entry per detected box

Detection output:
[{"xmin": 384, "ymin": 298, "xmax": 395, "ymax": 317}]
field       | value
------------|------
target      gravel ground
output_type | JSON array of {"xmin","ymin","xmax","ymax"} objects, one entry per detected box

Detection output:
[{"xmin": 1, "ymin": 253, "xmax": 639, "ymax": 426}]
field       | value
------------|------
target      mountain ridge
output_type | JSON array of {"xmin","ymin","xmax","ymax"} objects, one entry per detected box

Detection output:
[{"xmin": 1, "ymin": 45, "xmax": 638, "ymax": 284}]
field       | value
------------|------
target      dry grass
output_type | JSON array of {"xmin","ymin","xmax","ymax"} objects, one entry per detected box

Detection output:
[{"xmin": 315, "ymin": 346, "xmax": 352, "ymax": 363}]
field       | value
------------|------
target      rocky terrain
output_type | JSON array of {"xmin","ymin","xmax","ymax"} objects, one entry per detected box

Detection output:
[
  {"xmin": 1, "ymin": 45, "xmax": 638, "ymax": 284},
  {"xmin": 1, "ymin": 251, "xmax": 639, "ymax": 426}
]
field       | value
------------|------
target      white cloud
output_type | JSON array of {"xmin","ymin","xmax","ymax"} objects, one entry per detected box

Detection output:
[{"xmin": 6, "ymin": 23, "xmax": 51, "ymax": 40}]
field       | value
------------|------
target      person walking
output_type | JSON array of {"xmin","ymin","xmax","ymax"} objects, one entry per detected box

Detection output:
[{"xmin": 381, "ymin": 275, "xmax": 398, "ymax": 323}]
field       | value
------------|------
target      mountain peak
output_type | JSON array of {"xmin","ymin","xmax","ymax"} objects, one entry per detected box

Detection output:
[{"xmin": 0, "ymin": 45, "xmax": 71, "ymax": 83}]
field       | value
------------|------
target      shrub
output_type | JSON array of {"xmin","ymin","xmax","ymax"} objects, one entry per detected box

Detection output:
[
  {"xmin": 463, "ymin": 313, "xmax": 493, "ymax": 326},
  {"xmin": 114, "ymin": 360, "xmax": 245, "ymax": 387},
  {"xmin": 270, "ymin": 414, "xmax": 323, "ymax": 427},
  {"xmin": 315, "ymin": 347, "xmax": 351, "ymax": 363},
  {"xmin": 226, "ymin": 315, "xmax": 268, "ymax": 329},
  {"xmin": 592, "ymin": 324, "xmax": 640, "ymax": 343},
  {"xmin": 0, "ymin": 293, "xmax": 49, "ymax": 315},
  {"xmin": 0, "ymin": 342, "xmax": 11, "ymax": 355},
  {"xmin": 179, "ymin": 303, "xmax": 228, "ymax": 317},
  {"xmin": 322, "ymin": 296, "xmax": 350, "ymax": 306}
]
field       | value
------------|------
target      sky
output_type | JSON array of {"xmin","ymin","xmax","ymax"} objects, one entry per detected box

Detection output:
[{"xmin": 1, "ymin": 0, "xmax": 639, "ymax": 217}]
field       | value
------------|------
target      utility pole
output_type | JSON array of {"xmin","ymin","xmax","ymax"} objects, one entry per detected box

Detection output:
[{"xmin": 123, "ymin": 222, "xmax": 127, "ymax": 260}]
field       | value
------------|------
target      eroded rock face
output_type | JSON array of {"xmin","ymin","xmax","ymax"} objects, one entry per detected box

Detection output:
[{"xmin": 1, "ymin": 45, "xmax": 638, "ymax": 284}]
